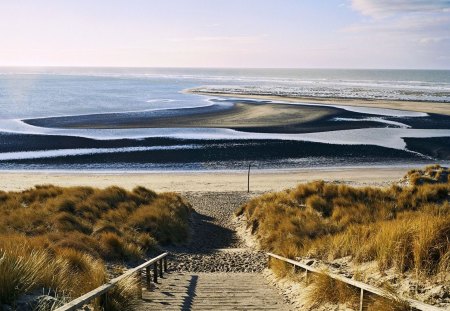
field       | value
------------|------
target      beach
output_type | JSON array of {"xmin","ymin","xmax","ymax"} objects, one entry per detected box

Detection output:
[
  {"xmin": 1, "ymin": 68, "xmax": 449, "ymax": 172},
  {"xmin": 2, "ymin": 2, "xmax": 450, "ymax": 309},
  {"xmin": 189, "ymin": 91, "xmax": 450, "ymax": 116},
  {"xmin": 1, "ymin": 69, "xmax": 449, "ymax": 311},
  {"xmin": 0, "ymin": 167, "xmax": 408, "ymax": 192}
]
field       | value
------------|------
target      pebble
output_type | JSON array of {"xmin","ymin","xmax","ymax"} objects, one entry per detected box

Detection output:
[{"xmin": 164, "ymin": 191, "xmax": 267, "ymax": 273}]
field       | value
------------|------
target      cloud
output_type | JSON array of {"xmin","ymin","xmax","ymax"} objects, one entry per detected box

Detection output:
[
  {"xmin": 350, "ymin": 0, "xmax": 450, "ymax": 17},
  {"xmin": 343, "ymin": 14, "xmax": 450, "ymax": 33},
  {"xmin": 339, "ymin": 0, "xmax": 450, "ymax": 68},
  {"xmin": 345, "ymin": 0, "xmax": 450, "ymax": 37}
]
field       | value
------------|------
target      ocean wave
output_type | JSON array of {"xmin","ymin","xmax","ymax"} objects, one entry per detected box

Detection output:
[
  {"xmin": 1, "ymin": 69, "xmax": 449, "ymax": 105},
  {"xmin": 192, "ymin": 85, "xmax": 450, "ymax": 103},
  {"xmin": 146, "ymin": 98, "xmax": 178, "ymax": 103},
  {"xmin": 1, "ymin": 70, "xmax": 449, "ymax": 90}
]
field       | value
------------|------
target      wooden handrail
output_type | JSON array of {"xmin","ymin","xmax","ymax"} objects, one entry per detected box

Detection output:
[
  {"xmin": 55, "ymin": 252, "xmax": 169, "ymax": 311},
  {"xmin": 267, "ymin": 253, "xmax": 443, "ymax": 311}
]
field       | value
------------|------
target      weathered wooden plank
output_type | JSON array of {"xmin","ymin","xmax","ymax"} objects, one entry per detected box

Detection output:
[
  {"xmin": 55, "ymin": 252, "xmax": 168, "ymax": 311},
  {"xmin": 267, "ymin": 253, "xmax": 443, "ymax": 311}
]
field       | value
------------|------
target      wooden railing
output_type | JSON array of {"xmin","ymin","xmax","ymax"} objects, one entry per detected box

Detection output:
[
  {"xmin": 267, "ymin": 253, "xmax": 443, "ymax": 311},
  {"xmin": 55, "ymin": 252, "xmax": 169, "ymax": 311}
]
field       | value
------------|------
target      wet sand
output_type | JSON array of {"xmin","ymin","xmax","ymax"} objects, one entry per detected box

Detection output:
[
  {"xmin": 0, "ymin": 167, "xmax": 408, "ymax": 192},
  {"xmin": 23, "ymin": 96, "xmax": 450, "ymax": 135},
  {"xmin": 190, "ymin": 91, "xmax": 450, "ymax": 116},
  {"xmin": 24, "ymin": 101, "xmax": 350, "ymax": 133}
]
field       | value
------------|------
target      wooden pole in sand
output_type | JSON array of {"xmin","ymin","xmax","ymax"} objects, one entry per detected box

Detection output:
[{"xmin": 247, "ymin": 164, "xmax": 251, "ymax": 193}]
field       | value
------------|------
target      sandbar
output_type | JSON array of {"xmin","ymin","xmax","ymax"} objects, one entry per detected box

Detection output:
[
  {"xmin": 24, "ymin": 102, "xmax": 345, "ymax": 133},
  {"xmin": 189, "ymin": 91, "xmax": 450, "ymax": 116}
]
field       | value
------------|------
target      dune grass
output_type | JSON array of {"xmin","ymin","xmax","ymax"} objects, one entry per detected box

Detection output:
[
  {"xmin": 237, "ymin": 165, "xmax": 449, "ymax": 309},
  {"xmin": 0, "ymin": 185, "xmax": 192, "ymax": 310},
  {"xmin": 306, "ymin": 272, "xmax": 360, "ymax": 309},
  {"xmin": 306, "ymin": 273, "xmax": 411, "ymax": 311}
]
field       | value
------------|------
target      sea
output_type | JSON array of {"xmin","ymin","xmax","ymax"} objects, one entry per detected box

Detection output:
[{"xmin": 0, "ymin": 67, "xmax": 449, "ymax": 171}]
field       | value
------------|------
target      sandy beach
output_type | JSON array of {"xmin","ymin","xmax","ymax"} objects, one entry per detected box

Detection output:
[
  {"xmin": 189, "ymin": 91, "xmax": 450, "ymax": 116},
  {"xmin": 0, "ymin": 167, "xmax": 409, "ymax": 192}
]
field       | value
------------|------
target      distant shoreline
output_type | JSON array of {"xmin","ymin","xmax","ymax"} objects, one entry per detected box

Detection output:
[{"xmin": 187, "ymin": 90, "xmax": 450, "ymax": 116}]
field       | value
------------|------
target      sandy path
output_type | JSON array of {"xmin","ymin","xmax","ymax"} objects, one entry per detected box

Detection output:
[
  {"xmin": 0, "ymin": 167, "xmax": 408, "ymax": 192},
  {"xmin": 166, "ymin": 192, "xmax": 266, "ymax": 273},
  {"xmin": 139, "ymin": 191, "xmax": 291, "ymax": 310}
]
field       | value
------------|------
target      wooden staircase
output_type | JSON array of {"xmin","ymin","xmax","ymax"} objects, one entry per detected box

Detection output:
[{"xmin": 137, "ymin": 272, "xmax": 289, "ymax": 311}]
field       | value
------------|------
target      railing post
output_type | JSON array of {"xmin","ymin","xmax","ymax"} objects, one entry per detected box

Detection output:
[
  {"xmin": 359, "ymin": 288, "xmax": 364, "ymax": 311},
  {"xmin": 100, "ymin": 292, "xmax": 108, "ymax": 310},
  {"xmin": 268, "ymin": 256, "xmax": 271, "ymax": 268},
  {"xmin": 293, "ymin": 265, "xmax": 298, "ymax": 274},
  {"xmin": 305, "ymin": 269, "xmax": 309, "ymax": 284},
  {"xmin": 136, "ymin": 270, "xmax": 143, "ymax": 299},
  {"xmin": 146, "ymin": 266, "xmax": 151, "ymax": 289},
  {"xmin": 164, "ymin": 256, "xmax": 168, "ymax": 272},
  {"xmin": 153, "ymin": 262, "xmax": 158, "ymax": 283},
  {"xmin": 247, "ymin": 163, "xmax": 251, "ymax": 193},
  {"xmin": 159, "ymin": 259, "xmax": 163, "ymax": 277}
]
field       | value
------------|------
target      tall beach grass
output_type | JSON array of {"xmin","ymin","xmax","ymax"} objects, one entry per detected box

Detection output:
[
  {"xmin": 237, "ymin": 165, "xmax": 449, "ymax": 309},
  {"xmin": 0, "ymin": 185, "xmax": 192, "ymax": 310}
]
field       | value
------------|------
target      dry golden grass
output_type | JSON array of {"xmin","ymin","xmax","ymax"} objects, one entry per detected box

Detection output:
[
  {"xmin": 366, "ymin": 294, "xmax": 411, "ymax": 311},
  {"xmin": 238, "ymin": 165, "xmax": 449, "ymax": 309},
  {"xmin": 102, "ymin": 277, "xmax": 140, "ymax": 311},
  {"xmin": 307, "ymin": 272, "xmax": 360, "ymax": 309},
  {"xmin": 0, "ymin": 185, "xmax": 192, "ymax": 309},
  {"xmin": 0, "ymin": 240, "xmax": 105, "ymax": 305},
  {"xmin": 406, "ymin": 164, "xmax": 449, "ymax": 186}
]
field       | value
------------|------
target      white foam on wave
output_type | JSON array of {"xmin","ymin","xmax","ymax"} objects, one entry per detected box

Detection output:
[
  {"xmin": 8, "ymin": 71, "xmax": 447, "ymax": 93},
  {"xmin": 2, "ymin": 70, "xmax": 449, "ymax": 97},
  {"xmin": 146, "ymin": 99, "xmax": 178, "ymax": 103},
  {"xmin": 193, "ymin": 84, "xmax": 450, "ymax": 103},
  {"xmin": 0, "ymin": 145, "xmax": 201, "ymax": 161}
]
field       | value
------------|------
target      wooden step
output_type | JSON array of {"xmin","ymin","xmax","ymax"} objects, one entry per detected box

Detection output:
[{"xmin": 137, "ymin": 272, "xmax": 290, "ymax": 311}]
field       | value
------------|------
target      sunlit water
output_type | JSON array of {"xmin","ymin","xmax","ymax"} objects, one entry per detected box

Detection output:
[{"xmin": 0, "ymin": 67, "xmax": 449, "ymax": 170}]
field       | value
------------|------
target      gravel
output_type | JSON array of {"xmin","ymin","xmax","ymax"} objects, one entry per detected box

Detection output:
[{"xmin": 164, "ymin": 191, "xmax": 267, "ymax": 273}]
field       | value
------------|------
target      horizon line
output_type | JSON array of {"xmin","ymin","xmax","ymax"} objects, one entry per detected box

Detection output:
[{"xmin": 0, "ymin": 65, "xmax": 449, "ymax": 71}]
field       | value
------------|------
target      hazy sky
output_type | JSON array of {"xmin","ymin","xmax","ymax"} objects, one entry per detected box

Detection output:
[{"xmin": 1, "ymin": 0, "xmax": 449, "ymax": 69}]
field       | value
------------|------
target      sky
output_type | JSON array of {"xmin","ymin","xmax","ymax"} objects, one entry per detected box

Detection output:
[{"xmin": 0, "ymin": 0, "xmax": 449, "ymax": 69}]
